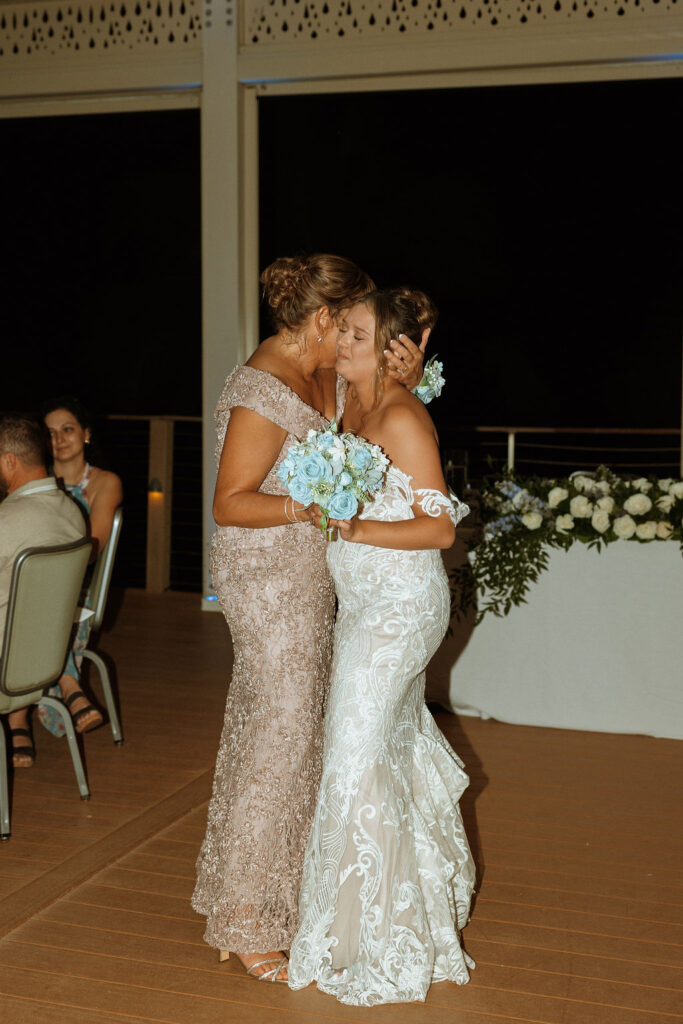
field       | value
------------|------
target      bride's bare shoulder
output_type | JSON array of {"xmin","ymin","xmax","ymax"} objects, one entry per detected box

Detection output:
[
  {"xmin": 379, "ymin": 389, "xmax": 434, "ymax": 436},
  {"xmin": 377, "ymin": 391, "xmax": 439, "ymax": 469}
]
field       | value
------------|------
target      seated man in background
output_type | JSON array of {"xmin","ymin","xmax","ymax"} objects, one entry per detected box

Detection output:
[{"xmin": 0, "ymin": 416, "xmax": 86, "ymax": 767}]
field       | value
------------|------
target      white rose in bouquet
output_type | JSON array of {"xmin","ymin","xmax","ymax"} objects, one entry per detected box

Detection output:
[
  {"xmin": 594, "ymin": 480, "xmax": 611, "ymax": 495},
  {"xmin": 569, "ymin": 495, "xmax": 593, "ymax": 519},
  {"xmin": 571, "ymin": 475, "xmax": 593, "ymax": 492},
  {"xmin": 635, "ymin": 521, "xmax": 657, "ymax": 541},
  {"xmin": 670, "ymin": 481, "xmax": 683, "ymax": 500},
  {"xmin": 656, "ymin": 521, "xmax": 674, "ymax": 539},
  {"xmin": 512, "ymin": 489, "xmax": 527, "ymax": 509},
  {"xmin": 548, "ymin": 486, "xmax": 568, "ymax": 508},
  {"xmin": 623, "ymin": 493, "xmax": 652, "ymax": 516},
  {"xmin": 631, "ymin": 477, "xmax": 653, "ymax": 493},
  {"xmin": 596, "ymin": 495, "xmax": 615, "ymax": 513},
  {"xmin": 555, "ymin": 514, "xmax": 575, "ymax": 534},
  {"xmin": 658, "ymin": 478, "xmax": 673, "ymax": 492},
  {"xmin": 591, "ymin": 509, "xmax": 611, "ymax": 534},
  {"xmin": 656, "ymin": 494, "xmax": 675, "ymax": 513},
  {"xmin": 613, "ymin": 514, "xmax": 636, "ymax": 539},
  {"xmin": 521, "ymin": 511, "xmax": 543, "ymax": 530}
]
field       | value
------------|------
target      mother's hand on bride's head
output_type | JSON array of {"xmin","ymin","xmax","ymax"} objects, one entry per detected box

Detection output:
[{"xmin": 384, "ymin": 329, "xmax": 430, "ymax": 390}]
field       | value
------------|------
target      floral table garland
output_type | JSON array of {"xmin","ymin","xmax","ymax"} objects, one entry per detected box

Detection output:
[{"xmin": 451, "ymin": 467, "xmax": 683, "ymax": 624}]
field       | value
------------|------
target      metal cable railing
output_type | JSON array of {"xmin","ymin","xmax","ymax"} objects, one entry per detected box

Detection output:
[{"xmin": 441, "ymin": 426, "xmax": 682, "ymax": 489}]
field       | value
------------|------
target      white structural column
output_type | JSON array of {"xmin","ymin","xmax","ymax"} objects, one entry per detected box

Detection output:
[{"xmin": 200, "ymin": 0, "xmax": 241, "ymax": 602}]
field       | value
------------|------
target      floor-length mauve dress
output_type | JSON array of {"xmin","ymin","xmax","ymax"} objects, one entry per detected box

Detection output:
[{"xmin": 192, "ymin": 365, "xmax": 343, "ymax": 953}]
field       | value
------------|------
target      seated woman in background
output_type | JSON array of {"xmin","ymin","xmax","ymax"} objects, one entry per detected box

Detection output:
[
  {"xmin": 41, "ymin": 396, "xmax": 123, "ymax": 736},
  {"xmin": 16, "ymin": 398, "xmax": 123, "ymax": 763},
  {"xmin": 11, "ymin": 397, "xmax": 122, "ymax": 764}
]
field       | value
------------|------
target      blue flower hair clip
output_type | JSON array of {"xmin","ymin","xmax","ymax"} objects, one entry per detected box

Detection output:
[{"xmin": 412, "ymin": 355, "xmax": 445, "ymax": 405}]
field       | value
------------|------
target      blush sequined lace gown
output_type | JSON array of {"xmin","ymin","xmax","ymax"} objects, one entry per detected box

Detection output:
[
  {"xmin": 288, "ymin": 466, "xmax": 476, "ymax": 1005},
  {"xmin": 192, "ymin": 366, "xmax": 343, "ymax": 952}
]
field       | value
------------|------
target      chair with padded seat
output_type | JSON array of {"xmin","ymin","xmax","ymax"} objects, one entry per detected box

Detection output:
[
  {"xmin": 79, "ymin": 505, "xmax": 123, "ymax": 745},
  {"xmin": 0, "ymin": 537, "xmax": 93, "ymax": 840}
]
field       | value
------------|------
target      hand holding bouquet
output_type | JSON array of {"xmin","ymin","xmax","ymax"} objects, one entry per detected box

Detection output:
[{"xmin": 277, "ymin": 420, "xmax": 389, "ymax": 538}]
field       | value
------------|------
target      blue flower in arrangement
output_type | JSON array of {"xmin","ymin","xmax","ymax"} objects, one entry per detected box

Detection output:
[
  {"xmin": 350, "ymin": 447, "xmax": 373, "ymax": 473},
  {"xmin": 278, "ymin": 418, "xmax": 389, "ymax": 537},
  {"xmin": 298, "ymin": 451, "xmax": 333, "ymax": 483},
  {"xmin": 328, "ymin": 489, "xmax": 359, "ymax": 520},
  {"xmin": 289, "ymin": 476, "xmax": 312, "ymax": 507}
]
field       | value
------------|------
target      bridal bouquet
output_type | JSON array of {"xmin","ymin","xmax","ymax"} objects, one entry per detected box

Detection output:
[
  {"xmin": 412, "ymin": 354, "xmax": 445, "ymax": 405},
  {"xmin": 278, "ymin": 419, "xmax": 389, "ymax": 536}
]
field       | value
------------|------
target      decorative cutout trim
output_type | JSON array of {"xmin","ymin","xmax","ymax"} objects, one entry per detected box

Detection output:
[
  {"xmin": 244, "ymin": 0, "xmax": 681, "ymax": 45},
  {"xmin": 0, "ymin": 0, "xmax": 201, "ymax": 59}
]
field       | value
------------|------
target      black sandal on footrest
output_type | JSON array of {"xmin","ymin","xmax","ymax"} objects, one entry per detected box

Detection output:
[
  {"xmin": 10, "ymin": 728, "xmax": 35, "ymax": 768},
  {"xmin": 64, "ymin": 689, "xmax": 104, "ymax": 734}
]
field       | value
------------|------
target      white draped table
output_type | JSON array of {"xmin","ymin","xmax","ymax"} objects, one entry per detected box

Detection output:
[{"xmin": 427, "ymin": 538, "xmax": 683, "ymax": 740}]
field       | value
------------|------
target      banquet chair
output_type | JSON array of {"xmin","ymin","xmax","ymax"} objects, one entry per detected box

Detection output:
[
  {"xmin": 0, "ymin": 537, "xmax": 93, "ymax": 840},
  {"xmin": 80, "ymin": 506, "xmax": 124, "ymax": 745}
]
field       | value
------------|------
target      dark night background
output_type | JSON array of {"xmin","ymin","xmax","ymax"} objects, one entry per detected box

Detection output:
[
  {"xmin": 1, "ymin": 76, "xmax": 681, "ymax": 430},
  {"xmin": 1, "ymin": 77, "xmax": 681, "ymax": 588}
]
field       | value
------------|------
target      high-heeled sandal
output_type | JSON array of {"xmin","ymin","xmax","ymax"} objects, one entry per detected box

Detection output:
[
  {"xmin": 10, "ymin": 728, "xmax": 35, "ymax": 768},
  {"xmin": 64, "ymin": 689, "xmax": 104, "ymax": 734},
  {"xmin": 219, "ymin": 950, "xmax": 289, "ymax": 983}
]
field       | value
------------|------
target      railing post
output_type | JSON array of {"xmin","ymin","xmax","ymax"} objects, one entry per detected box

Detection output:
[
  {"xmin": 146, "ymin": 418, "xmax": 174, "ymax": 593},
  {"xmin": 507, "ymin": 430, "xmax": 516, "ymax": 471}
]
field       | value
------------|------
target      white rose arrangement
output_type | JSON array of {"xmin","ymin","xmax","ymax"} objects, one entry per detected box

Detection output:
[
  {"xmin": 453, "ymin": 465, "xmax": 683, "ymax": 624},
  {"xmin": 623, "ymin": 493, "xmax": 652, "ymax": 516}
]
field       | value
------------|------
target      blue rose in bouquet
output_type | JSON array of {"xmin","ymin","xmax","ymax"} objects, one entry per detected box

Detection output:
[{"xmin": 277, "ymin": 419, "xmax": 389, "ymax": 538}]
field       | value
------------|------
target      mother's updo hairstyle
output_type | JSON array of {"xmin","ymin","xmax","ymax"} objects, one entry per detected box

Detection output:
[
  {"xmin": 260, "ymin": 253, "xmax": 374, "ymax": 332},
  {"xmin": 360, "ymin": 287, "xmax": 439, "ymax": 403}
]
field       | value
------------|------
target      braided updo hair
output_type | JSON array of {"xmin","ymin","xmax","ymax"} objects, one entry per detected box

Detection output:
[
  {"xmin": 360, "ymin": 287, "xmax": 439, "ymax": 403},
  {"xmin": 260, "ymin": 254, "xmax": 375, "ymax": 332}
]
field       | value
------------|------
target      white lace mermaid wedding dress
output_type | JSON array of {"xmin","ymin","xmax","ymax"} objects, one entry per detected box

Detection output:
[{"xmin": 288, "ymin": 466, "xmax": 476, "ymax": 1006}]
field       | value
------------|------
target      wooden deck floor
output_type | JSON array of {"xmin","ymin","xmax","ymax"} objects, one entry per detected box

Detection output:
[{"xmin": 1, "ymin": 590, "xmax": 681, "ymax": 1024}]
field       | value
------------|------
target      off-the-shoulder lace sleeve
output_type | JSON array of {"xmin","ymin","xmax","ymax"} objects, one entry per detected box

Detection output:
[{"xmin": 414, "ymin": 488, "xmax": 471, "ymax": 527}]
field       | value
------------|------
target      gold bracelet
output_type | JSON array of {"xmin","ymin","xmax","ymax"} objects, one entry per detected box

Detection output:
[{"xmin": 284, "ymin": 496, "xmax": 293, "ymax": 523}]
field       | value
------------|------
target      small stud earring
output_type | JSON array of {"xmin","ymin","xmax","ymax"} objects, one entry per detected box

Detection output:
[{"xmin": 317, "ymin": 336, "xmax": 323, "ymax": 344}]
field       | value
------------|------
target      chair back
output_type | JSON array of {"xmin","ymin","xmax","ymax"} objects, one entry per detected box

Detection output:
[
  {"xmin": 87, "ymin": 507, "xmax": 123, "ymax": 632},
  {"xmin": 0, "ymin": 538, "xmax": 92, "ymax": 697}
]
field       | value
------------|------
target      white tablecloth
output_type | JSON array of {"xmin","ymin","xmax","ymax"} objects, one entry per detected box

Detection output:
[{"xmin": 427, "ymin": 537, "xmax": 683, "ymax": 740}]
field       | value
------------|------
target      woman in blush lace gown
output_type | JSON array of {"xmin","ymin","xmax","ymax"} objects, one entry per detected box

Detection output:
[
  {"xmin": 191, "ymin": 256, "xmax": 425, "ymax": 983},
  {"xmin": 289, "ymin": 287, "xmax": 475, "ymax": 1006}
]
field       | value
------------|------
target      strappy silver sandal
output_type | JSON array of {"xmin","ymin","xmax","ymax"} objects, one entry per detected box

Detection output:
[{"xmin": 245, "ymin": 956, "xmax": 289, "ymax": 983}]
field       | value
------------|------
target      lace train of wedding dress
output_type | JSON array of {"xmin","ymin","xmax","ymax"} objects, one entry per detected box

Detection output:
[{"xmin": 288, "ymin": 467, "xmax": 476, "ymax": 1006}]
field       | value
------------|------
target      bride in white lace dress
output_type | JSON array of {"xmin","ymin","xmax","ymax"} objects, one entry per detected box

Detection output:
[{"xmin": 288, "ymin": 287, "xmax": 475, "ymax": 1006}]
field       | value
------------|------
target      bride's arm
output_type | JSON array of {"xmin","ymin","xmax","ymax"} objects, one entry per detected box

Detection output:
[
  {"xmin": 330, "ymin": 404, "xmax": 455, "ymax": 550},
  {"xmin": 213, "ymin": 407, "xmax": 315, "ymax": 528}
]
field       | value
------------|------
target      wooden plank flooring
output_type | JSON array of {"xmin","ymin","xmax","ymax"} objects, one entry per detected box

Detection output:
[{"xmin": 1, "ymin": 590, "xmax": 682, "ymax": 1023}]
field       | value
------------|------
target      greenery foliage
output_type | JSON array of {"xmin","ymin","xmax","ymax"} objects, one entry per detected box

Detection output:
[{"xmin": 451, "ymin": 466, "xmax": 683, "ymax": 624}]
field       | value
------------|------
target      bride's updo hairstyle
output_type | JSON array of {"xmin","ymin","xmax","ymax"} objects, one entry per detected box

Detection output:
[
  {"xmin": 261, "ymin": 254, "xmax": 374, "ymax": 333},
  {"xmin": 361, "ymin": 287, "xmax": 439, "ymax": 403}
]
